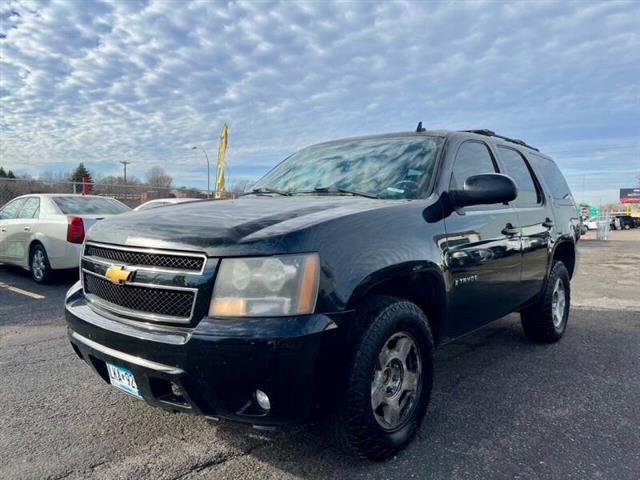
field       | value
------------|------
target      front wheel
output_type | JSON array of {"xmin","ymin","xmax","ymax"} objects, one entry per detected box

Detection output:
[
  {"xmin": 329, "ymin": 297, "xmax": 434, "ymax": 461},
  {"xmin": 521, "ymin": 261, "xmax": 570, "ymax": 343}
]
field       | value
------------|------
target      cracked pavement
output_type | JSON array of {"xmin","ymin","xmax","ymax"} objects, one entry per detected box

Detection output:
[{"xmin": 1, "ymin": 230, "xmax": 639, "ymax": 479}]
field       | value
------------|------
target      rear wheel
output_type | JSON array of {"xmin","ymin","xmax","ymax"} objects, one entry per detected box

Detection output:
[
  {"xmin": 30, "ymin": 244, "xmax": 52, "ymax": 283},
  {"xmin": 521, "ymin": 261, "xmax": 570, "ymax": 343},
  {"xmin": 329, "ymin": 296, "xmax": 434, "ymax": 460}
]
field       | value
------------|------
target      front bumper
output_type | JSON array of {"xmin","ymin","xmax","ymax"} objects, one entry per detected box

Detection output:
[{"xmin": 65, "ymin": 283, "xmax": 341, "ymax": 426}]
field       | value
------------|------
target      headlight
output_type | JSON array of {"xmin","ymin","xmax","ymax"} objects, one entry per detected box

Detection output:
[{"xmin": 209, "ymin": 253, "xmax": 320, "ymax": 317}]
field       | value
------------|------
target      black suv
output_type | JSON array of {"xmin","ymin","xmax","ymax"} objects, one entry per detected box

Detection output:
[
  {"xmin": 615, "ymin": 215, "xmax": 636, "ymax": 230},
  {"xmin": 65, "ymin": 127, "xmax": 579, "ymax": 460}
]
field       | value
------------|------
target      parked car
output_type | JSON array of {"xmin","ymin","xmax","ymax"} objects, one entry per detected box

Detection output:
[
  {"xmin": 65, "ymin": 127, "xmax": 578, "ymax": 460},
  {"xmin": 0, "ymin": 194, "xmax": 130, "ymax": 282},
  {"xmin": 134, "ymin": 197, "xmax": 201, "ymax": 211},
  {"xmin": 633, "ymin": 217, "xmax": 640, "ymax": 228},
  {"xmin": 583, "ymin": 216, "xmax": 598, "ymax": 231},
  {"xmin": 578, "ymin": 218, "xmax": 587, "ymax": 236},
  {"xmin": 615, "ymin": 215, "xmax": 635, "ymax": 230}
]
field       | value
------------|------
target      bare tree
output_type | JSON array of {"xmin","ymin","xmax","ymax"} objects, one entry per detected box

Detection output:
[
  {"xmin": 146, "ymin": 166, "xmax": 172, "ymax": 189},
  {"xmin": 228, "ymin": 179, "xmax": 252, "ymax": 193}
]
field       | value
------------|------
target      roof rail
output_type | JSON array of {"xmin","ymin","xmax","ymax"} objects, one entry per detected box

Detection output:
[{"xmin": 463, "ymin": 129, "xmax": 539, "ymax": 152}]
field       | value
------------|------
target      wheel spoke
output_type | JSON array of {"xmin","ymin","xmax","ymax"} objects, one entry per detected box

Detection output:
[
  {"xmin": 394, "ymin": 337, "xmax": 413, "ymax": 362},
  {"xmin": 377, "ymin": 345, "xmax": 392, "ymax": 369},
  {"xmin": 384, "ymin": 397, "xmax": 401, "ymax": 426},
  {"xmin": 371, "ymin": 371, "xmax": 386, "ymax": 409},
  {"xmin": 403, "ymin": 370, "xmax": 419, "ymax": 392}
]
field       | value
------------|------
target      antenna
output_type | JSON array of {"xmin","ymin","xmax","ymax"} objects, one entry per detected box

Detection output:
[{"xmin": 416, "ymin": 121, "xmax": 426, "ymax": 133}]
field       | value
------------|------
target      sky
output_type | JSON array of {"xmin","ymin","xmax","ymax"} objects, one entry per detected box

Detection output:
[{"xmin": 1, "ymin": 0, "xmax": 639, "ymax": 205}]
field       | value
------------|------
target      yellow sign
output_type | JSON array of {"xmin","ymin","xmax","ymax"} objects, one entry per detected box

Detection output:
[
  {"xmin": 215, "ymin": 123, "xmax": 228, "ymax": 199},
  {"xmin": 105, "ymin": 265, "xmax": 131, "ymax": 284}
]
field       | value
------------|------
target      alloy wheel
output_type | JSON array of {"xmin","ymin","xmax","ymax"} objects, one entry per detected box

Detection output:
[
  {"xmin": 551, "ymin": 278, "xmax": 566, "ymax": 328},
  {"xmin": 370, "ymin": 331, "xmax": 422, "ymax": 430},
  {"xmin": 32, "ymin": 249, "xmax": 46, "ymax": 281}
]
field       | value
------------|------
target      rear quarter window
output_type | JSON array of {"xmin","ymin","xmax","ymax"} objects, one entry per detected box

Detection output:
[{"xmin": 527, "ymin": 153, "xmax": 573, "ymax": 203}]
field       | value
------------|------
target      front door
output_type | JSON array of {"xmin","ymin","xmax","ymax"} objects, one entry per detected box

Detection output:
[
  {"xmin": 11, "ymin": 197, "xmax": 41, "ymax": 266},
  {"xmin": 0, "ymin": 197, "xmax": 27, "ymax": 262},
  {"xmin": 443, "ymin": 141, "xmax": 523, "ymax": 338}
]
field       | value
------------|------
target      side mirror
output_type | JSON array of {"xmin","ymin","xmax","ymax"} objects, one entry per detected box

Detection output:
[{"xmin": 451, "ymin": 173, "xmax": 517, "ymax": 208}]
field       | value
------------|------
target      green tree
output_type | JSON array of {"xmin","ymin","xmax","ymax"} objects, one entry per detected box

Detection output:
[
  {"xmin": 0, "ymin": 166, "xmax": 6, "ymax": 178},
  {"xmin": 7, "ymin": 170, "xmax": 15, "ymax": 179},
  {"xmin": 70, "ymin": 163, "xmax": 93, "ymax": 191}
]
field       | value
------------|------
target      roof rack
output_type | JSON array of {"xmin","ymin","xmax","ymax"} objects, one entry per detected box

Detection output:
[{"xmin": 463, "ymin": 129, "xmax": 539, "ymax": 152}]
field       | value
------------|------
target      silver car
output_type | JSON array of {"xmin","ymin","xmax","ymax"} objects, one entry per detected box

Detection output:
[
  {"xmin": 133, "ymin": 197, "xmax": 200, "ymax": 211},
  {"xmin": 0, "ymin": 194, "xmax": 130, "ymax": 282}
]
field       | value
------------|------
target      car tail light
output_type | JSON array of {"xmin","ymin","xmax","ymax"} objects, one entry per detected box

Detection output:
[{"xmin": 67, "ymin": 216, "xmax": 85, "ymax": 244}]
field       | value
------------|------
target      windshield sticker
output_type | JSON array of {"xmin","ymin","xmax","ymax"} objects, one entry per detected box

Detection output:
[{"xmin": 386, "ymin": 187, "xmax": 405, "ymax": 193}]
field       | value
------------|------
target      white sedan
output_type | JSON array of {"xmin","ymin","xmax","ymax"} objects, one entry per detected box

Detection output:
[
  {"xmin": 133, "ymin": 197, "xmax": 201, "ymax": 211},
  {"xmin": 0, "ymin": 194, "xmax": 130, "ymax": 282},
  {"xmin": 583, "ymin": 216, "xmax": 598, "ymax": 230}
]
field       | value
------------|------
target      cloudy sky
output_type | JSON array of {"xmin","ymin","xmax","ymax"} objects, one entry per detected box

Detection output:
[{"xmin": 1, "ymin": 0, "xmax": 639, "ymax": 204}]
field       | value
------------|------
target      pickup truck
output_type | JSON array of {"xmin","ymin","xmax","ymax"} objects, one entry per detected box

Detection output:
[{"xmin": 65, "ymin": 127, "xmax": 578, "ymax": 460}]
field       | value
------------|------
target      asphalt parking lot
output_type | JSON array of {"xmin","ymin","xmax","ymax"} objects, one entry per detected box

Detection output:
[{"xmin": 1, "ymin": 230, "xmax": 639, "ymax": 480}]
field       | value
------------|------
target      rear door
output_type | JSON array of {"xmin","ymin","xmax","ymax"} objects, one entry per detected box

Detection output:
[
  {"xmin": 443, "ymin": 140, "xmax": 523, "ymax": 337},
  {"xmin": 496, "ymin": 146, "xmax": 553, "ymax": 300}
]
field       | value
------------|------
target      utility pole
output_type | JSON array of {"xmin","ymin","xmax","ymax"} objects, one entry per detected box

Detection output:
[
  {"xmin": 120, "ymin": 160, "xmax": 131, "ymax": 184},
  {"xmin": 191, "ymin": 146, "xmax": 210, "ymax": 198}
]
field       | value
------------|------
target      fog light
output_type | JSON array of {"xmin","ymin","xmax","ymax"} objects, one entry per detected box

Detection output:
[
  {"xmin": 255, "ymin": 389, "xmax": 271, "ymax": 411},
  {"xmin": 170, "ymin": 382, "xmax": 184, "ymax": 398}
]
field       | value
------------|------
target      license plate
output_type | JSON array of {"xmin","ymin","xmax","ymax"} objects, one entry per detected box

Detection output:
[{"xmin": 106, "ymin": 363, "xmax": 141, "ymax": 398}]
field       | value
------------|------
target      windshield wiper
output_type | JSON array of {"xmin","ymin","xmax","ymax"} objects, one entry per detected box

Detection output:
[
  {"xmin": 240, "ymin": 187, "xmax": 292, "ymax": 197},
  {"xmin": 292, "ymin": 186, "xmax": 380, "ymax": 199}
]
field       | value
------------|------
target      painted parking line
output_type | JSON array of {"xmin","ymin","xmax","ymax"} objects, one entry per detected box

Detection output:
[{"xmin": 0, "ymin": 282, "xmax": 46, "ymax": 300}]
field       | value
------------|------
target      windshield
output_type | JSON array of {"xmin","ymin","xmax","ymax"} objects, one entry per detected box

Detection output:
[
  {"xmin": 251, "ymin": 136, "xmax": 442, "ymax": 199},
  {"xmin": 52, "ymin": 196, "xmax": 130, "ymax": 215}
]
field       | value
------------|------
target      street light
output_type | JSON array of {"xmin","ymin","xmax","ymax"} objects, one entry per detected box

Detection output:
[{"xmin": 191, "ymin": 145, "xmax": 210, "ymax": 198}]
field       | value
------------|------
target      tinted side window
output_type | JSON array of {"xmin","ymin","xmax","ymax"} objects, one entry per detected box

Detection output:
[
  {"xmin": 497, "ymin": 147, "xmax": 540, "ymax": 207},
  {"xmin": 18, "ymin": 197, "xmax": 40, "ymax": 219},
  {"xmin": 0, "ymin": 198, "xmax": 26, "ymax": 220},
  {"xmin": 450, "ymin": 141, "xmax": 497, "ymax": 189},
  {"xmin": 527, "ymin": 154, "xmax": 573, "ymax": 201}
]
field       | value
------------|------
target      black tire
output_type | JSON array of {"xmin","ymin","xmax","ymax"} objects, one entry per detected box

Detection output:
[
  {"xmin": 521, "ymin": 261, "xmax": 570, "ymax": 343},
  {"xmin": 30, "ymin": 243, "xmax": 52, "ymax": 283},
  {"xmin": 328, "ymin": 296, "xmax": 434, "ymax": 461}
]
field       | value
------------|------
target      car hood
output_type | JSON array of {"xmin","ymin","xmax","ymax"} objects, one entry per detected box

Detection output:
[{"xmin": 85, "ymin": 196, "xmax": 403, "ymax": 254}]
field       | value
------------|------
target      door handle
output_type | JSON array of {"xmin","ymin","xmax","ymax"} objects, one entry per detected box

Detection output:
[
  {"xmin": 1, "ymin": 227, "xmax": 6, "ymax": 232},
  {"xmin": 23, "ymin": 226, "xmax": 31, "ymax": 232},
  {"xmin": 542, "ymin": 218, "xmax": 554, "ymax": 229},
  {"xmin": 502, "ymin": 223, "xmax": 519, "ymax": 236}
]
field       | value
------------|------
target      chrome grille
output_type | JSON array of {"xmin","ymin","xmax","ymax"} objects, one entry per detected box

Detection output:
[
  {"xmin": 84, "ymin": 272, "xmax": 195, "ymax": 320},
  {"xmin": 84, "ymin": 244, "xmax": 204, "ymax": 272}
]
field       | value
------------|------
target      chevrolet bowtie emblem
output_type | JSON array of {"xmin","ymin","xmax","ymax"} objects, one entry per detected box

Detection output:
[{"xmin": 105, "ymin": 265, "xmax": 131, "ymax": 284}]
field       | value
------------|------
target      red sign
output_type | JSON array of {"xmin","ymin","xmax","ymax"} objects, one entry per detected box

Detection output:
[{"xmin": 581, "ymin": 207, "xmax": 587, "ymax": 214}]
